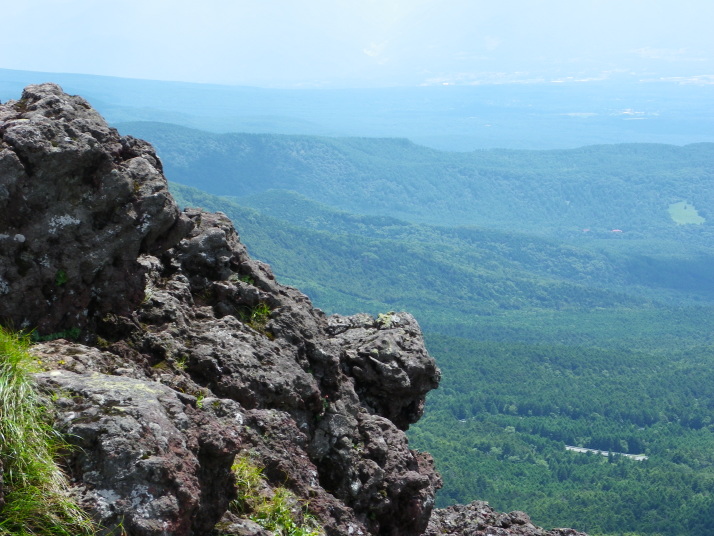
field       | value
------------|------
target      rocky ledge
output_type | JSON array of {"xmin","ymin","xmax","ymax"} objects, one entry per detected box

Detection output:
[{"xmin": 0, "ymin": 84, "xmax": 587, "ymax": 536}]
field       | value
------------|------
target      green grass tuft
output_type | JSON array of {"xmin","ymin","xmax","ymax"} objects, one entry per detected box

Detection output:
[
  {"xmin": 226, "ymin": 453, "xmax": 322, "ymax": 536},
  {"xmin": 247, "ymin": 302, "xmax": 272, "ymax": 331},
  {"xmin": 0, "ymin": 326, "xmax": 95, "ymax": 536}
]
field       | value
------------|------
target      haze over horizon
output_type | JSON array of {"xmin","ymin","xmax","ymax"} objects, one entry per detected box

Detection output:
[{"xmin": 2, "ymin": 0, "xmax": 713, "ymax": 89}]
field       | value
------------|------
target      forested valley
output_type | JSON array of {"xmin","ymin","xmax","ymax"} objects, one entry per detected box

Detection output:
[{"xmin": 135, "ymin": 126, "xmax": 714, "ymax": 536}]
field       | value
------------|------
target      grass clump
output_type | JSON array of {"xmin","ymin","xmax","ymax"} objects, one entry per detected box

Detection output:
[
  {"xmin": 226, "ymin": 453, "xmax": 322, "ymax": 536},
  {"xmin": 0, "ymin": 326, "xmax": 95, "ymax": 536},
  {"xmin": 247, "ymin": 302, "xmax": 271, "ymax": 331},
  {"xmin": 237, "ymin": 303, "xmax": 273, "ymax": 336}
]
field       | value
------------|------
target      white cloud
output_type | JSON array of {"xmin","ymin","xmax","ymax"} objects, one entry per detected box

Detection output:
[
  {"xmin": 632, "ymin": 47, "xmax": 706, "ymax": 62},
  {"xmin": 483, "ymin": 36, "xmax": 501, "ymax": 51},
  {"xmin": 560, "ymin": 112, "xmax": 598, "ymax": 118},
  {"xmin": 421, "ymin": 71, "xmax": 546, "ymax": 86},
  {"xmin": 363, "ymin": 42, "xmax": 388, "ymax": 58},
  {"xmin": 655, "ymin": 75, "xmax": 714, "ymax": 85}
]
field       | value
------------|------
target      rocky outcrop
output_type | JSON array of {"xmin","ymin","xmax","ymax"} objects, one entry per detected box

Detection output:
[
  {"xmin": 0, "ymin": 84, "xmax": 440, "ymax": 536},
  {"xmin": 0, "ymin": 84, "xmax": 584, "ymax": 536},
  {"xmin": 426, "ymin": 502, "xmax": 588, "ymax": 536},
  {"xmin": 0, "ymin": 83, "xmax": 191, "ymax": 334}
]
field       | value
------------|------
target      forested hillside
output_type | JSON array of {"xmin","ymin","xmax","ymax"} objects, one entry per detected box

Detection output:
[
  {"xmin": 120, "ymin": 122, "xmax": 714, "ymax": 244},
  {"xmin": 171, "ymin": 181, "xmax": 714, "ymax": 536}
]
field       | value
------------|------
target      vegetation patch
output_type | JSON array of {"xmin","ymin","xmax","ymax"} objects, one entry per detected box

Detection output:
[
  {"xmin": 30, "ymin": 328, "xmax": 82, "ymax": 343},
  {"xmin": 221, "ymin": 453, "xmax": 322, "ymax": 536},
  {"xmin": 0, "ymin": 326, "xmax": 95, "ymax": 536},
  {"xmin": 668, "ymin": 201, "xmax": 705, "ymax": 225},
  {"xmin": 238, "ymin": 302, "xmax": 273, "ymax": 334}
]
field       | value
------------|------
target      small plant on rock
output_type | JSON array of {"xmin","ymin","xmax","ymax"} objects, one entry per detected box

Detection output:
[
  {"xmin": 249, "ymin": 303, "xmax": 272, "ymax": 330},
  {"xmin": 238, "ymin": 302, "xmax": 273, "ymax": 334},
  {"xmin": 54, "ymin": 269, "xmax": 68, "ymax": 287},
  {"xmin": 227, "ymin": 453, "xmax": 322, "ymax": 536}
]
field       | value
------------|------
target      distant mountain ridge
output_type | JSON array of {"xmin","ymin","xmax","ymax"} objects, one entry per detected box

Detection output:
[
  {"xmin": 118, "ymin": 121, "xmax": 714, "ymax": 244},
  {"xmin": 3, "ymin": 68, "xmax": 714, "ymax": 151}
]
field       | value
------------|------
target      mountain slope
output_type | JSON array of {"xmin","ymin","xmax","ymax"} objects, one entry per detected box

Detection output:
[
  {"xmin": 170, "ymin": 184, "xmax": 658, "ymax": 316},
  {"xmin": 118, "ymin": 122, "xmax": 714, "ymax": 243}
]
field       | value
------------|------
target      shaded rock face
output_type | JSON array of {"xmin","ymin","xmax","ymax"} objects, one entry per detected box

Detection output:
[
  {"xmin": 0, "ymin": 84, "xmax": 441, "ymax": 536},
  {"xmin": 0, "ymin": 85, "xmax": 586, "ymax": 536},
  {"xmin": 0, "ymin": 83, "xmax": 191, "ymax": 334},
  {"xmin": 35, "ymin": 367, "xmax": 242, "ymax": 536}
]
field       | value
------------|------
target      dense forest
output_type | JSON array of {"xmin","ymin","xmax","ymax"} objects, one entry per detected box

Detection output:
[
  {"xmin": 412, "ymin": 332, "xmax": 714, "ymax": 536},
  {"xmin": 170, "ymin": 178, "xmax": 714, "ymax": 536}
]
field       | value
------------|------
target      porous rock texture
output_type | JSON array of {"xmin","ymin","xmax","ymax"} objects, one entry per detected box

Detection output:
[
  {"xmin": 0, "ymin": 84, "xmax": 586, "ymax": 536},
  {"xmin": 425, "ymin": 502, "xmax": 587, "ymax": 536}
]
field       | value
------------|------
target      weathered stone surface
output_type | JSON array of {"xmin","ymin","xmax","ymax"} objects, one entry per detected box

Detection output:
[
  {"xmin": 35, "ymin": 368, "xmax": 243, "ymax": 536},
  {"xmin": 426, "ymin": 502, "xmax": 589, "ymax": 536},
  {"xmin": 0, "ymin": 83, "xmax": 191, "ymax": 334},
  {"xmin": 328, "ymin": 312, "xmax": 440, "ymax": 430}
]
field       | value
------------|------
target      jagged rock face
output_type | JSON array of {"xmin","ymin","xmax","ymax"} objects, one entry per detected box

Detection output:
[
  {"xmin": 0, "ymin": 84, "xmax": 442, "ymax": 536},
  {"xmin": 426, "ymin": 502, "xmax": 589, "ymax": 536},
  {"xmin": 0, "ymin": 83, "xmax": 191, "ymax": 334}
]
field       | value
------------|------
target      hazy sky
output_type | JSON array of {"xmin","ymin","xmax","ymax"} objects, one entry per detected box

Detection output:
[{"xmin": 2, "ymin": 0, "xmax": 712, "ymax": 88}]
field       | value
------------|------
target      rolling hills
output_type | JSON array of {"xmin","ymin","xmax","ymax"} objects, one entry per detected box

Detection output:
[
  {"xmin": 119, "ymin": 122, "xmax": 714, "ymax": 243},
  {"xmin": 168, "ymin": 182, "xmax": 714, "ymax": 536},
  {"xmin": 4, "ymin": 68, "xmax": 714, "ymax": 151}
]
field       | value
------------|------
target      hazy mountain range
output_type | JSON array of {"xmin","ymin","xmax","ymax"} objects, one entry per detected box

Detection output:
[{"xmin": 2, "ymin": 68, "xmax": 713, "ymax": 151}]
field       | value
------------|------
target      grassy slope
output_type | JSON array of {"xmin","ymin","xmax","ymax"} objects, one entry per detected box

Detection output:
[{"xmin": 0, "ymin": 328, "xmax": 95, "ymax": 536}]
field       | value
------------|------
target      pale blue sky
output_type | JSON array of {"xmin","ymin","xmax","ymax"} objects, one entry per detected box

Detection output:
[{"xmin": 1, "ymin": 0, "xmax": 712, "ymax": 87}]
